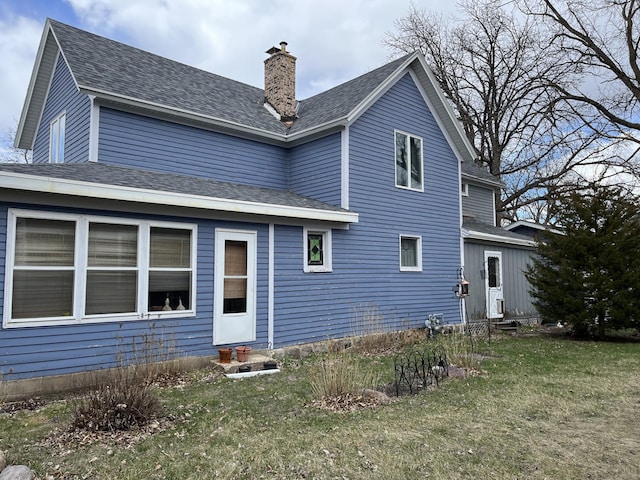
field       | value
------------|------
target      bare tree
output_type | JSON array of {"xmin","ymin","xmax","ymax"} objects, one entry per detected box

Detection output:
[
  {"xmin": 519, "ymin": 0, "xmax": 640, "ymax": 148},
  {"xmin": 385, "ymin": 0, "xmax": 625, "ymax": 223},
  {"xmin": 1, "ymin": 121, "xmax": 31, "ymax": 163}
]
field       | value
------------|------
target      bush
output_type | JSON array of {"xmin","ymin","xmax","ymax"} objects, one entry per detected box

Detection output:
[
  {"xmin": 308, "ymin": 350, "xmax": 379, "ymax": 399},
  {"xmin": 71, "ymin": 376, "xmax": 161, "ymax": 432}
]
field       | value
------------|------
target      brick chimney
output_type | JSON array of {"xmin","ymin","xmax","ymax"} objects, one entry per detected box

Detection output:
[{"xmin": 264, "ymin": 41, "xmax": 297, "ymax": 123}]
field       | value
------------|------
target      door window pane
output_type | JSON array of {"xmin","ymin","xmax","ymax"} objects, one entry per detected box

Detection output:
[
  {"xmin": 488, "ymin": 256, "xmax": 500, "ymax": 288},
  {"xmin": 223, "ymin": 240, "xmax": 247, "ymax": 313}
]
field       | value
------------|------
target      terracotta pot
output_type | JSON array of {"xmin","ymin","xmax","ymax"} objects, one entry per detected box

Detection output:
[
  {"xmin": 236, "ymin": 345, "xmax": 252, "ymax": 362},
  {"xmin": 218, "ymin": 347, "xmax": 232, "ymax": 364}
]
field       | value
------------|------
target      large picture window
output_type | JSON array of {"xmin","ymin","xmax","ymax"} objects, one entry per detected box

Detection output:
[
  {"xmin": 4, "ymin": 210, "xmax": 196, "ymax": 327},
  {"xmin": 395, "ymin": 130, "xmax": 423, "ymax": 191}
]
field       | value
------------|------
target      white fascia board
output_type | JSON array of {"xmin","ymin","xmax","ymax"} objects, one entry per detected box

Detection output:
[
  {"xmin": 15, "ymin": 24, "xmax": 59, "ymax": 150},
  {"xmin": 0, "ymin": 172, "xmax": 359, "ymax": 224},
  {"xmin": 504, "ymin": 220, "xmax": 564, "ymax": 236},
  {"xmin": 78, "ymin": 86, "xmax": 288, "ymax": 144},
  {"xmin": 461, "ymin": 172, "xmax": 504, "ymax": 189},
  {"xmin": 462, "ymin": 228, "xmax": 536, "ymax": 248}
]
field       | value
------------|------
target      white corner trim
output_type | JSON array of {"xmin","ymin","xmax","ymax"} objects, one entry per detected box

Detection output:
[
  {"xmin": 0, "ymin": 171, "xmax": 359, "ymax": 224},
  {"xmin": 268, "ymin": 224, "xmax": 275, "ymax": 349},
  {"xmin": 341, "ymin": 127, "xmax": 349, "ymax": 209},
  {"xmin": 88, "ymin": 96, "xmax": 100, "ymax": 162}
]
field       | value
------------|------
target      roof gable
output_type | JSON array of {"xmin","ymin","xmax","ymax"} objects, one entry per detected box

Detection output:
[{"xmin": 16, "ymin": 19, "xmax": 475, "ymax": 163}]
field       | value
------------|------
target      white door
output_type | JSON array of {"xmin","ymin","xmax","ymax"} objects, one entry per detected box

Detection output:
[
  {"xmin": 213, "ymin": 229, "xmax": 257, "ymax": 345},
  {"xmin": 484, "ymin": 250, "xmax": 504, "ymax": 319}
]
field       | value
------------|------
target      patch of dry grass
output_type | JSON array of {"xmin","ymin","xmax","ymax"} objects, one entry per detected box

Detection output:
[{"xmin": 1, "ymin": 335, "xmax": 639, "ymax": 479}]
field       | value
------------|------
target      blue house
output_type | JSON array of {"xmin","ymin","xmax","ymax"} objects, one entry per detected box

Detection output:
[{"xmin": 1, "ymin": 19, "xmax": 476, "ymax": 395}]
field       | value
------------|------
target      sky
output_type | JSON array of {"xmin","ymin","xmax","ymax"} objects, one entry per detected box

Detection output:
[{"xmin": 0, "ymin": 0, "xmax": 461, "ymax": 154}]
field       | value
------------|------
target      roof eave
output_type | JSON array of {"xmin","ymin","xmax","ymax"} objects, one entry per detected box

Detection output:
[
  {"xmin": 81, "ymin": 86, "xmax": 290, "ymax": 145},
  {"xmin": 462, "ymin": 228, "xmax": 537, "ymax": 248},
  {"xmin": 15, "ymin": 20, "xmax": 59, "ymax": 150},
  {"xmin": 0, "ymin": 171, "xmax": 359, "ymax": 224}
]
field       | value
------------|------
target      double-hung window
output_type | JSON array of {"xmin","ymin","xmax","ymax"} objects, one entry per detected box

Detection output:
[
  {"xmin": 399, "ymin": 235, "xmax": 422, "ymax": 272},
  {"xmin": 395, "ymin": 130, "xmax": 423, "ymax": 191},
  {"xmin": 49, "ymin": 112, "xmax": 66, "ymax": 163},
  {"xmin": 4, "ymin": 209, "xmax": 196, "ymax": 327}
]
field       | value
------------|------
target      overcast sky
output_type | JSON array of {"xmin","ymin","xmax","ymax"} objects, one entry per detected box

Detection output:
[{"xmin": 0, "ymin": 0, "xmax": 461, "ymax": 154}]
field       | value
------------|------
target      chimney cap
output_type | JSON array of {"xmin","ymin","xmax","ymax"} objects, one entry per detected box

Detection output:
[{"xmin": 266, "ymin": 41, "xmax": 289, "ymax": 56}]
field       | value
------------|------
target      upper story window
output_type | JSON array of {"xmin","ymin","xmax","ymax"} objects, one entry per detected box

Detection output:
[
  {"xmin": 303, "ymin": 227, "xmax": 332, "ymax": 273},
  {"xmin": 4, "ymin": 209, "xmax": 197, "ymax": 328},
  {"xmin": 395, "ymin": 130, "xmax": 423, "ymax": 191},
  {"xmin": 49, "ymin": 112, "xmax": 66, "ymax": 163},
  {"xmin": 399, "ymin": 235, "xmax": 422, "ymax": 272}
]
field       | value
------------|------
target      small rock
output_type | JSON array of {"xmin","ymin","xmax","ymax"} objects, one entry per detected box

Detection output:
[
  {"xmin": 362, "ymin": 389, "xmax": 391, "ymax": 404},
  {"xmin": 0, "ymin": 450, "xmax": 6, "ymax": 471},
  {"xmin": 0, "ymin": 465, "xmax": 35, "ymax": 480}
]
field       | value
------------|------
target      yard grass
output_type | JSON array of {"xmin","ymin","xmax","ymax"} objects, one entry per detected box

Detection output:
[{"xmin": 1, "ymin": 333, "xmax": 639, "ymax": 479}]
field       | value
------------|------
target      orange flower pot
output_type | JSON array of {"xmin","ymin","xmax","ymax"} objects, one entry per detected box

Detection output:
[
  {"xmin": 218, "ymin": 347, "xmax": 232, "ymax": 364},
  {"xmin": 236, "ymin": 346, "xmax": 252, "ymax": 362}
]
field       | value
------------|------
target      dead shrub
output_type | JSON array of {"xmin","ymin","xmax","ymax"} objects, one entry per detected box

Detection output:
[
  {"xmin": 308, "ymin": 349, "xmax": 379, "ymax": 399},
  {"xmin": 71, "ymin": 373, "xmax": 161, "ymax": 432}
]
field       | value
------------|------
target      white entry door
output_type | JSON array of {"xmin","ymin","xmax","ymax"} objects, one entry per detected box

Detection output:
[
  {"xmin": 213, "ymin": 229, "xmax": 257, "ymax": 345},
  {"xmin": 484, "ymin": 250, "xmax": 504, "ymax": 319}
]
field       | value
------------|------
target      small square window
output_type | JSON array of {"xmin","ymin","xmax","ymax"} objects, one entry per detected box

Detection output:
[
  {"xmin": 399, "ymin": 235, "xmax": 422, "ymax": 271},
  {"xmin": 461, "ymin": 182, "xmax": 469, "ymax": 197},
  {"xmin": 304, "ymin": 228, "xmax": 332, "ymax": 273}
]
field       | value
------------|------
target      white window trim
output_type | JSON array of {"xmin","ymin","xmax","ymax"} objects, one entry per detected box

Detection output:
[
  {"xmin": 399, "ymin": 234, "xmax": 423, "ymax": 272},
  {"xmin": 461, "ymin": 182, "xmax": 469, "ymax": 197},
  {"xmin": 394, "ymin": 129, "xmax": 424, "ymax": 192},
  {"xmin": 303, "ymin": 227, "xmax": 332, "ymax": 273},
  {"xmin": 49, "ymin": 111, "xmax": 66, "ymax": 164},
  {"xmin": 3, "ymin": 208, "xmax": 197, "ymax": 328}
]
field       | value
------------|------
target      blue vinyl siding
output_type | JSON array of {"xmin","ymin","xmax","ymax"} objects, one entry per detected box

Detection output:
[
  {"xmin": 463, "ymin": 183, "xmax": 496, "ymax": 225},
  {"xmin": 0, "ymin": 203, "xmax": 270, "ymax": 380},
  {"xmin": 32, "ymin": 54, "xmax": 90, "ymax": 164},
  {"xmin": 271, "ymin": 74, "xmax": 462, "ymax": 347},
  {"xmin": 289, "ymin": 133, "xmax": 342, "ymax": 206},
  {"xmin": 98, "ymin": 108, "xmax": 288, "ymax": 188}
]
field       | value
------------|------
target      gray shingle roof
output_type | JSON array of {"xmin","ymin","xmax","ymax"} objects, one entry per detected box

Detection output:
[
  {"xmin": 289, "ymin": 55, "xmax": 412, "ymax": 134},
  {"xmin": 48, "ymin": 20, "xmax": 413, "ymax": 140},
  {"xmin": 0, "ymin": 162, "xmax": 349, "ymax": 214},
  {"xmin": 49, "ymin": 20, "xmax": 288, "ymax": 135},
  {"xmin": 463, "ymin": 218, "xmax": 535, "ymax": 246},
  {"xmin": 461, "ymin": 160, "xmax": 503, "ymax": 187}
]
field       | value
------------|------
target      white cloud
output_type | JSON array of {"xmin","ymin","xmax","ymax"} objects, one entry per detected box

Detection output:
[{"xmin": 0, "ymin": 0, "xmax": 460, "ymax": 150}]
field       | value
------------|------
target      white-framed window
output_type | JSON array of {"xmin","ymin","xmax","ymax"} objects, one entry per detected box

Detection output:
[
  {"xmin": 395, "ymin": 130, "xmax": 423, "ymax": 191},
  {"xmin": 49, "ymin": 112, "xmax": 66, "ymax": 163},
  {"xmin": 399, "ymin": 235, "xmax": 422, "ymax": 272},
  {"xmin": 303, "ymin": 227, "xmax": 332, "ymax": 273},
  {"xmin": 461, "ymin": 182, "xmax": 469, "ymax": 197},
  {"xmin": 3, "ymin": 209, "xmax": 197, "ymax": 328}
]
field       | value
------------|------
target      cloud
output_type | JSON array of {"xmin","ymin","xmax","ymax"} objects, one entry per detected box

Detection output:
[
  {"xmin": 0, "ymin": 14, "xmax": 42, "ymax": 144},
  {"xmin": 66, "ymin": 0, "xmax": 421, "ymax": 97}
]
